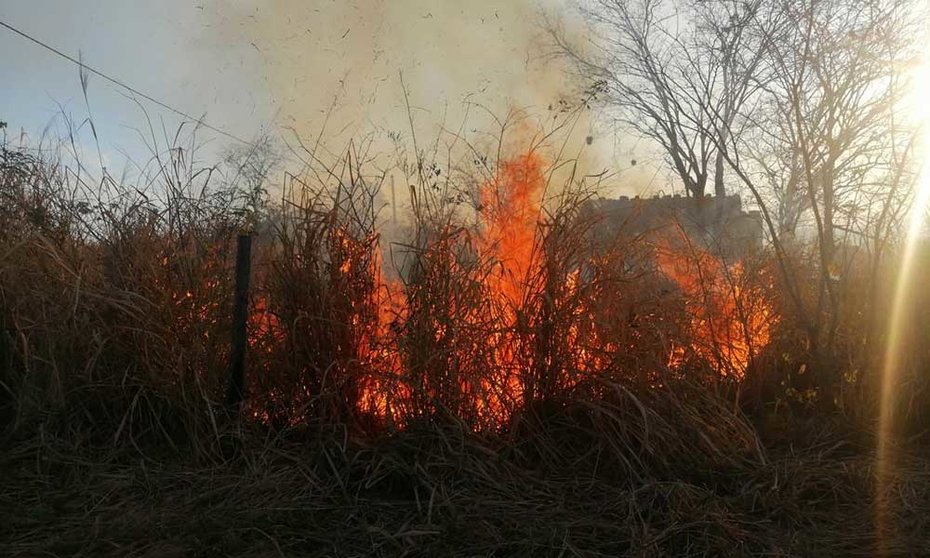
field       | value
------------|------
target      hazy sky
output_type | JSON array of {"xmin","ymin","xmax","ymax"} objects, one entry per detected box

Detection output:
[
  {"xmin": 0, "ymin": 0, "xmax": 657, "ymax": 192},
  {"xmin": 2, "ymin": 1, "xmax": 279, "ymax": 160}
]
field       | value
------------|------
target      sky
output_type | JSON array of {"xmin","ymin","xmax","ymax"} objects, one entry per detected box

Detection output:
[{"xmin": 0, "ymin": 0, "xmax": 660, "ymax": 193}]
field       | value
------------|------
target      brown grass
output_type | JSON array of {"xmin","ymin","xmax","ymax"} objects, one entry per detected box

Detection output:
[
  {"xmin": 2, "ymin": 123, "xmax": 930, "ymax": 556},
  {"xmin": 3, "ymin": 423, "xmax": 930, "ymax": 557}
]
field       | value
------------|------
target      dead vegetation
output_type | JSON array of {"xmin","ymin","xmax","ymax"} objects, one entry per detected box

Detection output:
[
  {"xmin": 3, "ymin": 422, "xmax": 930, "ymax": 557},
  {"xmin": 2, "ymin": 119, "xmax": 930, "ymax": 556}
]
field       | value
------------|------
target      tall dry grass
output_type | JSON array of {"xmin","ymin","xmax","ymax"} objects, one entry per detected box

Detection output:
[{"xmin": 1, "ymin": 116, "xmax": 928, "ymax": 465}]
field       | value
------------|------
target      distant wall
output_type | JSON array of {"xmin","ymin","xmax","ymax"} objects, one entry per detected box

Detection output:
[{"xmin": 580, "ymin": 193, "xmax": 764, "ymax": 257}]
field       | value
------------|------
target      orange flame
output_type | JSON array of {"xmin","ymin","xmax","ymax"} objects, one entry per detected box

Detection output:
[
  {"xmin": 656, "ymin": 237, "xmax": 773, "ymax": 377},
  {"xmin": 474, "ymin": 151, "xmax": 547, "ymax": 423},
  {"xmin": 227, "ymin": 148, "xmax": 775, "ymax": 431},
  {"xmin": 479, "ymin": 152, "xmax": 545, "ymax": 308}
]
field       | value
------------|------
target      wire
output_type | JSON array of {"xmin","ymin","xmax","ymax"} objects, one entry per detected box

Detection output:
[{"xmin": 0, "ymin": 19, "xmax": 251, "ymax": 145}]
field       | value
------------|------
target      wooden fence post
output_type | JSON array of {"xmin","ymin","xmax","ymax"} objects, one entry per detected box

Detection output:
[{"xmin": 226, "ymin": 234, "xmax": 252, "ymax": 415}]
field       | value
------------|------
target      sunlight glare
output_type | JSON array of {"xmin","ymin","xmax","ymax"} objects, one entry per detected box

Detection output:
[{"xmin": 876, "ymin": 4, "xmax": 930, "ymax": 546}]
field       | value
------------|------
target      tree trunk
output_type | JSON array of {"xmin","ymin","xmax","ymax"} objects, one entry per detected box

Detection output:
[{"xmin": 714, "ymin": 149, "xmax": 726, "ymax": 197}]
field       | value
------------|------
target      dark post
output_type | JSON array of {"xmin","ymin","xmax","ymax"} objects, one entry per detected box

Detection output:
[{"xmin": 226, "ymin": 234, "xmax": 252, "ymax": 414}]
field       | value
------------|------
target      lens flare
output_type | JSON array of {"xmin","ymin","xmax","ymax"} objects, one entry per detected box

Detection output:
[{"xmin": 876, "ymin": 13, "xmax": 930, "ymax": 548}]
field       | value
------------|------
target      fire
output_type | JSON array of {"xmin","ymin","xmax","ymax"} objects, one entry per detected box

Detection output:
[
  {"xmin": 478, "ymin": 152, "xmax": 545, "ymax": 309},
  {"xmin": 656, "ymin": 236, "xmax": 773, "ymax": 377},
  {"xmin": 357, "ymin": 245, "xmax": 407, "ymax": 424},
  {"xmin": 474, "ymin": 151, "xmax": 547, "ymax": 423},
  {"xmin": 231, "ymin": 147, "xmax": 775, "ymax": 431}
]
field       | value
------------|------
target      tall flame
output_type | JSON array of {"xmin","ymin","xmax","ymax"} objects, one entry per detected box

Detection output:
[
  {"xmin": 235, "ymin": 148, "xmax": 774, "ymax": 430},
  {"xmin": 479, "ymin": 152, "xmax": 546, "ymax": 308}
]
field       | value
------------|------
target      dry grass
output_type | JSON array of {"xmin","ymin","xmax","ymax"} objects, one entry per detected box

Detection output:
[
  {"xmin": 3, "ymin": 124, "xmax": 930, "ymax": 556},
  {"xmin": 3, "ymin": 421, "xmax": 930, "ymax": 557}
]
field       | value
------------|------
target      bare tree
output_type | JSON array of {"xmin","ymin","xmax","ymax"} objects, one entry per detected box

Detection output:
[
  {"xmin": 559, "ymin": 0, "xmax": 920, "ymax": 406},
  {"xmin": 553, "ymin": 0, "xmax": 769, "ymax": 199},
  {"xmin": 713, "ymin": 0, "xmax": 919, "ymax": 404}
]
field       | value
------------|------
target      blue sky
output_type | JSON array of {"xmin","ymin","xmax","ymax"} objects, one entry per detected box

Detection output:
[{"xmin": 1, "ymin": 1, "xmax": 273, "ymax": 167}]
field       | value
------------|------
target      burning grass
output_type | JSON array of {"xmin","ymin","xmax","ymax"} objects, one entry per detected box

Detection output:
[{"xmin": 2, "ymin": 127, "xmax": 930, "ymax": 555}]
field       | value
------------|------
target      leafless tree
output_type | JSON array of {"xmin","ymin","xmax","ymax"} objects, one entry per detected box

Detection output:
[
  {"xmin": 552, "ymin": 0, "xmax": 770, "ymax": 199},
  {"xmin": 714, "ymin": 0, "xmax": 920, "ymax": 403},
  {"xmin": 559, "ymin": 0, "xmax": 921, "ymax": 405}
]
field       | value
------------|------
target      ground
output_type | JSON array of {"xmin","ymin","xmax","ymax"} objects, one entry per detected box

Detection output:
[{"xmin": 3, "ymin": 422, "xmax": 930, "ymax": 557}]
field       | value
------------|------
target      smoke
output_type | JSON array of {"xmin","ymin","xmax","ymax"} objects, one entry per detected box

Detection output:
[{"xmin": 194, "ymin": 0, "xmax": 654, "ymax": 197}]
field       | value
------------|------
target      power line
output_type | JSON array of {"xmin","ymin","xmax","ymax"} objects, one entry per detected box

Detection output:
[{"xmin": 0, "ymin": 19, "xmax": 251, "ymax": 145}]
